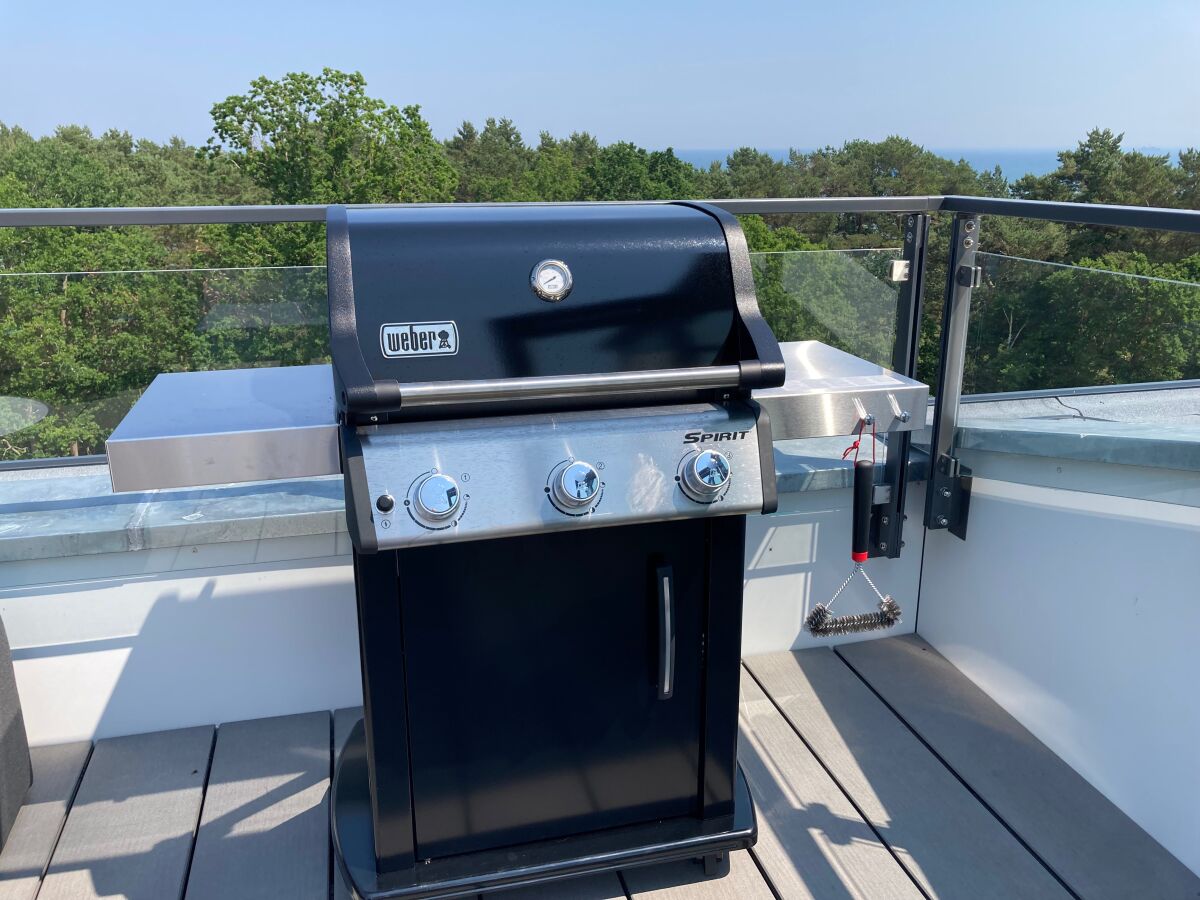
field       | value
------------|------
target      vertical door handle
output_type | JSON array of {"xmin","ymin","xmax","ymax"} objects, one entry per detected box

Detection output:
[{"xmin": 657, "ymin": 565, "xmax": 675, "ymax": 699}]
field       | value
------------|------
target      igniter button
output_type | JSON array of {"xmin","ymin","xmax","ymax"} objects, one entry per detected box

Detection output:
[{"xmin": 376, "ymin": 494, "xmax": 396, "ymax": 513}]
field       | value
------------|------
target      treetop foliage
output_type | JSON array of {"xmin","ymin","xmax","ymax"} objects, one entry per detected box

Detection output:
[
  {"xmin": 206, "ymin": 68, "xmax": 457, "ymax": 206},
  {"xmin": 1, "ymin": 70, "xmax": 1198, "ymax": 459}
]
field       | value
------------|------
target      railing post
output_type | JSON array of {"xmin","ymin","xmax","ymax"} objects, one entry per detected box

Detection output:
[
  {"xmin": 924, "ymin": 213, "xmax": 981, "ymax": 538},
  {"xmin": 870, "ymin": 213, "xmax": 929, "ymax": 559}
]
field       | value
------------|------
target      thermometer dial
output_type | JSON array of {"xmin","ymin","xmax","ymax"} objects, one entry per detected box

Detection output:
[{"xmin": 531, "ymin": 259, "xmax": 573, "ymax": 302}]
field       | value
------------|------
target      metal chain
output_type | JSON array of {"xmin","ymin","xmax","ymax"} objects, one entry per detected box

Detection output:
[
  {"xmin": 825, "ymin": 563, "xmax": 888, "ymax": 611},
  {"xmin": 825, "ymin": 565, "xmax": 860, "ymax": 611},
  {"xmin": 859, "ymin": 565, "xmax": 889, "ymax": 603}
]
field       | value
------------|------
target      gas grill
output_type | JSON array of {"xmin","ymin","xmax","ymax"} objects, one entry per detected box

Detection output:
[
  {"xmin": 103, "ymin": 200, "xmax": 929, "ymax": 900},
  {"xmin": 328, "ymin": 202, "xmax": 780, "ymax": 897}
]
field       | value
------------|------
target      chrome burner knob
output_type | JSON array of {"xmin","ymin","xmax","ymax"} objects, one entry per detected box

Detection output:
[
  {"xmin": 411, "ymin": 473, "xmax": 461, "ymax": 521},
  {"xmin": 550, "ymin": 460, "xmax": 600, "ymax": 510},
  {"xmin": 680, "ymin": 449, "xmax": 731, "ymax": 503}
]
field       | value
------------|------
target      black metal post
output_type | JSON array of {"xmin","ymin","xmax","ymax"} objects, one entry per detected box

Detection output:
[
  {"xmin": 869, "ymin": 213, "xmax": 929, "ymax": 559},
  {"xmin": 924, "ymin": 214, "xmax": 981, "ymax": 538}
]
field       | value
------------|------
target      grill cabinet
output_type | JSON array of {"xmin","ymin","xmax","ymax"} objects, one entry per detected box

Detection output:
[{"xmin": 329, "ymin": 203, "xmax": 781, "ymax": 897}]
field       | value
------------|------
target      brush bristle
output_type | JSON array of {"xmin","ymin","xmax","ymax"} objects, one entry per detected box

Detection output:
[{"xmin": 806, "ymin": 596, "xmax": 902, "ymax": 637}]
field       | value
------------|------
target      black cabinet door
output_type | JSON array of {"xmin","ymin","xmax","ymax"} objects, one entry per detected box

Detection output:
[{"xmin": 398, "ymin": 520, "xmax": 708, "ymax": 860}]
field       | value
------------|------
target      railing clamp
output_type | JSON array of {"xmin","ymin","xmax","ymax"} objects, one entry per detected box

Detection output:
[{"xmin": 957, "ymin": 264, "xmax": 983, "ymax": 288}]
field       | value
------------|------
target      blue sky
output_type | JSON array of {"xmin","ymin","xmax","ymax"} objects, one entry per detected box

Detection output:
[{"xmin": 1, "ymin": 0, "xmax": 1197, "ymax": 153}]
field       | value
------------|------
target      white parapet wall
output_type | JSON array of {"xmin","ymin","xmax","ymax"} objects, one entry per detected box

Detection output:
[
  {"xmin": 0, "ymin": 534, "xmax": 362, "ymax": 745},
  {"xmin": 917, "ymin": 467, "xmax": 1200, "ymax": 877},
  {"xmin": 0, "ymin": 480, "xmax": 928, "ymax": 745}
]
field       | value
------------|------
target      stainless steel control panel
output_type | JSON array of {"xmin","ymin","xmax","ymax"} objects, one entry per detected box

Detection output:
[{"xmin": 357, "ymin": 402, "xmax": 766, "ymax": 549}]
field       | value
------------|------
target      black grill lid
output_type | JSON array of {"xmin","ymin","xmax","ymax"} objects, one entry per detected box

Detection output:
[{"xmin": 327, "ymin": 202, "xmax": 783, "ymax": 423}]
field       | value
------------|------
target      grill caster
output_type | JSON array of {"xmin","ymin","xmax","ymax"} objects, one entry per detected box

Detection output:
[{"xmin": 701, "ymin": 851, "xmax": 729, "ymax": 877}]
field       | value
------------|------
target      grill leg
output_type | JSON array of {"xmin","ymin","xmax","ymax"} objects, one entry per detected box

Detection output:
[{"xmin": 702, "ymin": 852, "xmax": 728, "ymax": 877}]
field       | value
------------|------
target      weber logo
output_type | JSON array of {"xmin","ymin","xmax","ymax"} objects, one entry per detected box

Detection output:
[{"xmin": 380, "ymin": 321, "xmax": 459, "ymax": 358}]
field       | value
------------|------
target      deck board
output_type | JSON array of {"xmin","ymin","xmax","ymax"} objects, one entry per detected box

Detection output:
[
  {"xmin": 737, "ymin": 667, "xmax": 922, "ymax": 899},
  {"xmin": 837, "ymin": 634, "xmax": 1200, "ymax": 899},
  {"xmin": 0, "ymin": 741, "xmax": 90, "ymax": 900},
  {"xmin": 746, "ymin": 648, "xmax": 1070, "ymax": 899},
  {"xmin": 623, "ymin": 853, "xmax": 771, "ymax": 899},
  {"xmin": 13, "ymin": 636, "xmax": 1196, "ymax": 898},
  {"xmin": 491, "ymin": 872, "xmax": 629, "ymax": 899},
  {"xmin": 332, "ymin": 708, "xmax": 363, "ymax": 900},
  {"xmin": 184, "ymin": 712, "xmax": 331, "ymax": 900},
  {"xmin": 37, "ymin": 726, "xmax": 212, "ymax": 900}
]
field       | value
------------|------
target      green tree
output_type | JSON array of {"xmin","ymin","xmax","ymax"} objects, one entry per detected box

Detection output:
[
  {"xmin": 520, "ymin": 133, "xmax": 584, "ymax": 201},
  {"xmin": 445, "ymin": 117, "xmax": 534, "ymax": 201},
  {"xmin": 0, "ymin": 121, "xmax": 324, "ymax": 458},
  {"xmin": 726, "ymin": 148, "xmax": 791, "ymax": 198},
  {"xmin": 1013, "ymin": 129, "xmax": 1198, "ymax": 259},
  {"xmin": 583, "ymin": 143, "xmax": 699, "ymax": 200},
  {"xmin": 207, "ymin": 68, "xmax": 456, "ymax": 206}
]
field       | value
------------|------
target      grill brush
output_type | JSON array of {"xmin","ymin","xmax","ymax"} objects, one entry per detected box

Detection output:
[{"xmin": 805, "ymin": 457, "xmax": 903, "ymax": 637}]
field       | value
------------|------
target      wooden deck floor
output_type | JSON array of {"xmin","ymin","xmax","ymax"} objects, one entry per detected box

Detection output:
[{"xmin": 1, "ymin": 635, "xmax": 1196, "ymax": 899}]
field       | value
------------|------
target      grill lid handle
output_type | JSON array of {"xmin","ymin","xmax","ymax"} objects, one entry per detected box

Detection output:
[{"xmin": 351, "ymin": 365, "xmax": 744, "ymax": 414}]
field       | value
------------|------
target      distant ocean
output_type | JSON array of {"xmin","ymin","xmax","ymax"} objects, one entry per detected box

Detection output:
[{"xmin": 674, "ymin": 147, "xmax": 1184, "ymax": 179}]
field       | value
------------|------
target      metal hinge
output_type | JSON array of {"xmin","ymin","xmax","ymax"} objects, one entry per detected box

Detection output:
[{"xmin": 926, "ymin": 453, "xmax": 972, "ymax": 538}]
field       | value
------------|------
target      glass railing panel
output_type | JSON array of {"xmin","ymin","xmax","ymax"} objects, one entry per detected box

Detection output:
[
  {"xmin": 959, "ymin": 252, "xmax": 1200, "ymax": 496},
  {"xmin": 749, "ymin": 249, "xmax": 902, "ymax": 369},
  {"xmin": 965, "ymin": 252, "xmax": 1200, "ymax": 397},
  {"xmin": 0, "ymin": 265, "xmax": 328, "ymax": 462},
  {"xmin": 0, "ymin": 250, "xmax": 910, "ymax": 465}
]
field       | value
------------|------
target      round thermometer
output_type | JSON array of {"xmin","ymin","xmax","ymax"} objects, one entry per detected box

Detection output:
[{"xmin": 531, "ymin": 259, "xmax": 573, "ymax": 302}]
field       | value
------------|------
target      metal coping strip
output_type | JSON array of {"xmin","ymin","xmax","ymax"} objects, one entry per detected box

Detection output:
[
  {"xmin": 0, "ymin": 454, "xmax": 108, "ymax": 472},
  {"xmin": 960, "ymin": 378, "xmax": 1200, "ymax": 403}
]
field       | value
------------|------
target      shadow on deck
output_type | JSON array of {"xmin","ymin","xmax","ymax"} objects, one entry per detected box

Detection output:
[{"xmin": 1, "ymin": 635, "xmax": 1196, "ymax": 899}]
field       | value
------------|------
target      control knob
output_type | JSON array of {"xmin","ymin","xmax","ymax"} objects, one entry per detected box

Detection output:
[
  {"xmin": 550, "ymin": 460, "xmax": 601, "ymax": 511},
  {"xmin": 410, "ymin": 473, "xmax": 461, "ymax": 523},
  {"xmin": 679, "ymin": 449, "xmax": 731, "ymax": 503}
]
